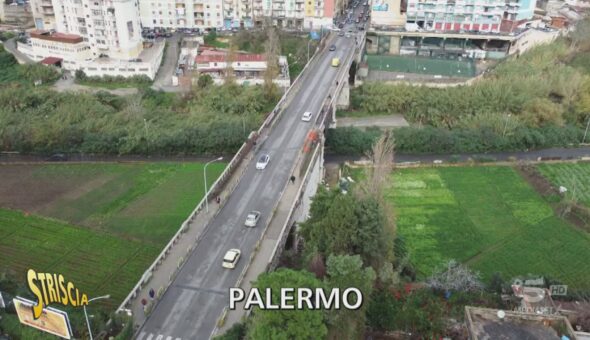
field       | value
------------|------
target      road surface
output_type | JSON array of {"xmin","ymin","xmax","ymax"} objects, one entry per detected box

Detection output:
[{"xmin": 137, "ymin": 24, "xmax": 358, "ymax": 340}]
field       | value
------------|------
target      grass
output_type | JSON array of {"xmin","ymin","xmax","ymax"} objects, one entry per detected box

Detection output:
[
  {"xmin": 387, "ymin": 166, "xmax": 590, "ymax": 289},
  {"xmin": 537, "ymin": 162, "xmax": 590, "ymax": 207},
  {"xmin": 0, "ymin": 208, "xmax": 160, "ymax": 310},
  {"xmin": 0, "ymin": 45, "xmax": 22, "ymax": 84},
  {"xmin": 26, "ymin": 162, "xmax": 226, "ymax": 245}
]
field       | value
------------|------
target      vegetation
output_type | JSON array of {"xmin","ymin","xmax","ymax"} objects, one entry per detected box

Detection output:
[
  {"xmin": 538, "ymin": 162, "xmax": 590, "ymax": 207},
  {"xmin": 0, "ymin": 31, "xmax": 16, "ymax": 42},
  {"xmin": 229, "ymin": 29, "xmax": 317, "ymax": 79},
  {"xmin": 351, "ymin": 39, "xmax": 590, "ymax": 129},
  {"xmin": 248, "ymin": 269, "xmax": 327, "ymax": 340},
  {"xmin": 326, "ymin": 125, "xmax": 585, "ymax": 155},
  {"xmin": 0, "ymin": 45, "xmax": 60, "ymax": 85},
  {"xmin": 75, "ymin": 70, "xmax": 152, "ymax": 89},
  {"xmin": 388, "ymin": 166, "xmax": 590, "ymax": 288},
  {"xmin": 0, "ymin": 208, "xmax": 160, "ymax": 310},
  {"xmin": 0, "ymin": 162, "xmax": 224, "ymax": 244},
  {"xmin": 204, "ymin": 31, "xmax": 230, "ymax": 49},
  {"xmin": 0, "ymin": 84, "xmax": 279, "ymax": 155}
]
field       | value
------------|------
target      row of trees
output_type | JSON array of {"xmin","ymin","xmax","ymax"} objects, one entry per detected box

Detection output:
[
  {"xmin": 0, "ymin": 81, "xmax": 280, "ymax": 155},
  {"xmin": 326, "ymin": 125, "xmax": 586, "ymax": 155}
]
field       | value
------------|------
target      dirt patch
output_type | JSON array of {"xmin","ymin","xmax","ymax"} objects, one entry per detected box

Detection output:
[
  {"xmin": 324, "ymin": 162, "xmax": 341, "ymax": 188},
  {"xmin": 0, "ymin": 164, "xmax": 111, "ymax": 216},
  {"xmin": 516, "ymin": 164, "xmax": 590, "ymax": 231}
]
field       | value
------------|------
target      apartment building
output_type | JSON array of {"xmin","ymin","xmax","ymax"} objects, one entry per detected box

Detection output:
[
  {"xmin": 371, "ymin": 0, "xmax": 537, "ymax": 33},
  {"xmin": 24, "ymin": 0, "xmax": 164, "ymax": 78},
  {"xmin": 138, "ymin": 0, "xmax": 225, "ymax": 29}
]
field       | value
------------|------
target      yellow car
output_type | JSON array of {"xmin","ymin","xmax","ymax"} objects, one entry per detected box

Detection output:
[{"xmin": 331, "ymin": 58, "xmax": 340, "ymax": 67}]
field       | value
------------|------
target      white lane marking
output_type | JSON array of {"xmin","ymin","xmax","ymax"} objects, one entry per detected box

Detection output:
[
  {"xmin": 166, "ymin": 337, "xmax": 172, "ymax": 340},
  {"xmin": 145, "ymin": 334, "xmax": 153, "ymax": 340},
  {"xmin": 155, "ymin": 335, "xmax": 164, "ymax": 340}
]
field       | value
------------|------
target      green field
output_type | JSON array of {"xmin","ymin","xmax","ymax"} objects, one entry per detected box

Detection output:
[
  {"xmin": 537, "ymin": 162, "xmax": 590, "ymax": 207},
  {"xmin": 0, "ymin": 162, "xmax": 225, "ymax": 310},
  {"xmin": 0, "ymin": 162, "xmax": 225, "ymax": 246},
  {"xmin": 388, "ymin": 166, "xmax": 590, "ymax": 288},
  {"xmin": 0, "ymin": 208, "xmax": 160, "ymax": 309}
]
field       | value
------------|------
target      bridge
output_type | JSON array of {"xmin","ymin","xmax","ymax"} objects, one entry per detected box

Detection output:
[{"xmin": 122, "ymin": 18, "xmax": 366, "ymax": 340}]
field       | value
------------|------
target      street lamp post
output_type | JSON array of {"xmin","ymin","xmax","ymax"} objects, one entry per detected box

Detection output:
[
  {"xmin": 84, "ymin": 295, "xmax": 110, "ymax": 340},
  {"xmin": 204, "ymin": 157, "xmax": 223, "ymax": 213}
]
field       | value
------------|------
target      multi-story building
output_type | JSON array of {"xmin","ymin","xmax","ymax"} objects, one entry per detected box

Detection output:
[
  {"xmin": 371, "ymin": 0, "xmax": 538, "ymax": 33},
  {"xmin": 1, "ymin": 0, "xmax": 35, "ymax": 28},
  {"xmin": 138, "ymin": 0, "xmax": 225, "ymax": 30},
  {"xmin": 23, "ymin": 0, "xmax": 164, "ymax": 78},
  {"xmin": 139, "ymin": 0, "xmax": 333, "ymax": 30}
]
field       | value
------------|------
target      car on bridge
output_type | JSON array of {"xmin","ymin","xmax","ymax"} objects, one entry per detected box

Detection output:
[
  {"xmin": 244, "ymin": 211, "xmax": 261, "ymax": 227},
  {"xmin": 329, "ymin": 44, "xmax": 336, "ymax": 51},
  {"xmin": 222, "ymin": 249, "xmax": 241, "ymax": 269},
  {"xmin": 331, "ymin": 58, "xmax": 340, "ymax": 67},
  {"xmin": 302, "ymin": 111, "xmax": 313, "ymax": 121},
  {"xmin": 256, "ymin": 154, "xmax": 270, "ymax": 169}
]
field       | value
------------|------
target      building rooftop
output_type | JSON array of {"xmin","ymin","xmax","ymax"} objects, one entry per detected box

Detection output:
[
  {"xmin": 465, "ymin": 306, "xmax": 578, "ymax": 340},
  {"xmin": 29, "ymin": 30, "xmax": 83, "ymax": 44}
]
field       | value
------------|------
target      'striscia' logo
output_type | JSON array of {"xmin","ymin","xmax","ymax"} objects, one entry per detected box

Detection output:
[{"xmin": 27, "ymin": 269, "xmax": 89, "ymax": 319}]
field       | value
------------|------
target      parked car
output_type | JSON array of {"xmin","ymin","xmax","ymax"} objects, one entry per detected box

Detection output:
[
  {"xmin": 338, "ymin": 31, "xmax": 345, "ymax": 37},
  {"xmin": 244, "ymin": 211, "xmax": 261, "ymax": 227},
  {"xmin": 256, "ymin": 154, "xmax": 270, "ymax": 170},
  {"xmin": 222, "ymin": 249, "xmax": 241, "ymax": 269},
  {"xmin": 302, "ymin": 111, "xmax": 313, "ymax": 121}
]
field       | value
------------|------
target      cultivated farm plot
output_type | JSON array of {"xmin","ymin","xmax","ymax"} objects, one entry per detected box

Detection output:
[
  {"xmin": 0, "ymin": 209, "xmax": 160, "ymax": 309},
  {"xmin": 388, "ymin": 166, "xmax": 590, "ymax": 289},
  {"xmin": 537, "ymin": 162, "xmax": 590, "ymax": 207},
  {"xmin": 0, "ymin": 162, "xmax": 226, "ymax": 245}
]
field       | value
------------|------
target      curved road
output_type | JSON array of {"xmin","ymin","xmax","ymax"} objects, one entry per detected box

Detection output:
[{"xmin": 136, "ymin": 26, "xmax": 357, "ymax": 340}]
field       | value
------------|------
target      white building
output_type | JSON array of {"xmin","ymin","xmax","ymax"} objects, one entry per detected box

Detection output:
[
  {"xmin": 17, "ymin": 29, "xmax": 164, "ymax": 78},
  {"xmin": 194, "ymin": 51, "xmax": 290, "ymax": 87},
  {"xmin": 139, "ymin": 0, "xmax": 225, "ymax": 29},
  {"xmin": 24, "ymin": 0, "xmax": 165, "ymax": 78},
  {"xmin": 138, "ymin": 0, "xmax": 335, "ymax": 30}
]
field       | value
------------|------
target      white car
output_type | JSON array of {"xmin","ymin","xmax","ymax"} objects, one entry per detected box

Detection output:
[
  {"xmin": 222, "ymin": 249, "xmax": 241, "ymax": 269},
  {"xmin": 244, "ymin": 211, "xmax": 261, "ymax": 227},
  {"xmin": 256, "ymin": 154, "xmax": 270, "ymax": 170},
  {"xmin": 302, "ymin": 111, "xmax": 313, "ymax": 122}
]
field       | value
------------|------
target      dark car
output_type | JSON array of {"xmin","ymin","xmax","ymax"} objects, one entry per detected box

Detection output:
[
  {"xmin": 338, "ymin": 23, "xmax": 344, "ymax": 29},
  {"xmin": 329, "ymin": 44, "xmax": 337, "ymax": 51},
  {"xmin": 46, "ymin": 153, "xmax": 68, "ymax": 162},
  {"xmin": 358, "ymin": 25, "xmax": 365, "ymax": 31}
]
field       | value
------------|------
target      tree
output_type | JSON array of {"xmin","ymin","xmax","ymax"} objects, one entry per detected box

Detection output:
[
  {"xmin": 366, "ymin": 289, "xmax": 400, "ymax": 331},
  {"xmin": 224, "ymin": 42, "xmax": 237, "ymax": 85},
  {"xmin": 426, "ymin": 260, "xmax": 483, "ymax": 293},
  {"xmin": 570, "ymin": 18, "xmax": 590, "ymax": 51},
  {"xmin": 197, "ymin": 74, "xmax": 214, "ymax": 88},
  {"xmin": 263, "ymin": 23, "xmax": 280, "ymax": 99},
  {"xmin": 247, "ymin": 269, "xmax": 327, "ymax": 340},
  {"xmin": 299, "ymin": 188, "xmax": 392, "ymax": 270},
  {"xmin": 324, "ymin": 255, "xmax": 375, "ymax": 340},
  {"xmin": 214, "ymin": 322, "xmax": 246, "ymax": 340}
]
